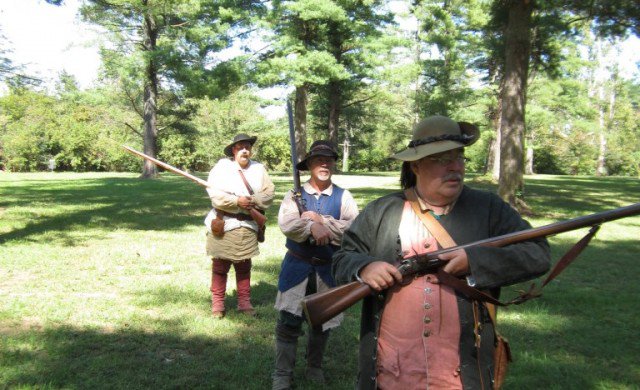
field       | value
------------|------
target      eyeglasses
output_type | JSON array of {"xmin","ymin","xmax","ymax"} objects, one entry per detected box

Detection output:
[{"xmin": 426, "ymin": 154, "xmax": 468, "ymax": 166}]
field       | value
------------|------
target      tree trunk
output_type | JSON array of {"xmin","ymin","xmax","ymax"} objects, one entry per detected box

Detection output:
[
  {"xmin": 141, "ymin": 8, "xmax": 158, "ymax": 178},
  {"xmin": 342, "ymin": 129, "xmax": 350, "ymax": 172},
  {"xmin": 327, "ymin": 81, "xmax": 341, "ymax": 145},
  {"xmin": 498, "ymin": 0, "xmax": 532, "ymax": 209},
  {"xmin": 294, "ymin": 85, "xmax": 309, "ymax": 161},
  {"xmin": 525, "ymin": 135, "xmax": 534, "ymax": 175},
  {"xmin": 486, "ymin": 95, "xmax": 502, "ymax": 180},
  {"xmin": 595, "ymin": 95, "xmax": 606, "ymax": 176},
  {"xmin": 596, "ymin": 83, "xmax": 615, "ymax": 176}
]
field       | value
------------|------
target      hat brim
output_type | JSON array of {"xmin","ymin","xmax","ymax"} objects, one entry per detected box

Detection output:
[
  {"xmin": 224, "ymin": 136, "xmax": 257, "ymax": 157},
  {"xmin": 392, "ymin": 121, "xmax": 479, "ymax": 161},
  {"xmin": 391, "ymin": 140, "xmax": 468, "ymax": 162},
  {"xmin": 296, "ymin": 151, "xmax": 338, "ymax": 170}
]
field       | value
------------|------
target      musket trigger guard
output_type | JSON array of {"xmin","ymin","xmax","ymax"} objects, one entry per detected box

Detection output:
[{"xmin": 397, "ymin": 259, "xmax": 417, "ymax": 285}]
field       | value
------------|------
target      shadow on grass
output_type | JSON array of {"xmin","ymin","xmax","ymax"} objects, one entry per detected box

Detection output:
[
  {"xmin": 1, "ymin": 278, "xmax": 357, "ymax": 390},
  {"xmin": 131, "ymin": 281, "xmax": 280, "ymax": 317},
  {"xmin": 2, "ymin": 324, "xmax": 276, "ymax": 390},
  {"xmin": 0, "ymin": 175, "xmax": 283, "ymax": 246},
  {"xmin": 500, "ymin": 236, "xmax": 640, "ymax": 388}
]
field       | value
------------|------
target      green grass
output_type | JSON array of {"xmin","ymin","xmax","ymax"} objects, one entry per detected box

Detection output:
[{"xmin": 1, "ymin": 172, "xmax": 639, "ymax": 389}]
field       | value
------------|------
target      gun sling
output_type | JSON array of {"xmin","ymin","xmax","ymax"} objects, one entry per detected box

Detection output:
[{"xmin": 237, "ymin": 169, "xmax": 267, "ymax": 242}]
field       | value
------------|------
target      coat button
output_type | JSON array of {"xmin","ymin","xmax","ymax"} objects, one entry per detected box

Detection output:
[
  {"xmin": 424, "ymin": 287, "xmax": 432, "ymax": 294},
  {"xmin": 423, "ymin": 330, "xmax": 431, "ymax": 337},
  {"xmin": 424, "ymin": 302, "xmax": 432, "ymax": 309},
  {"xmin": 424, "ymin": 316, "xmax": 432, "ymax": 323}
]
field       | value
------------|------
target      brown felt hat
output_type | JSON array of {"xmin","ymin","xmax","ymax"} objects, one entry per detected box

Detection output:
[
  {"xmin": 224, "ymin": 133, "xmax": 258, "ymax": 157},
  {"xmin": 296, "ymin": 140, "xmax": 338, "ymax": 170},
  {"xmin": 391, "ymin": 116, "xmax": 480, "ymax": 161}
]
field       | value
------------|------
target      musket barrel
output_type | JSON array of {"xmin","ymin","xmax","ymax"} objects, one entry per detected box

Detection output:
[
  {"xmin": 302, "ymin": 202, "xmax": 640, "ymax": 327},
  {"xmin": 287, "ymin": 100, "xmax": 301, "ymax": 191},
  {"xmin": 447, "ymin": 202, "xmax": 640, "ymax": 254},
  {"xmin": 123, "ymin": 145, "xmax": 209, "ymax": 188},
  {"xmin": 123, "ymin": 145, "xmax": 268, "ymax": 228}
]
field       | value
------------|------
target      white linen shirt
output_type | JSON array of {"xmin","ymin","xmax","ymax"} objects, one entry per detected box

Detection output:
[{"xmin": 204, "ymin": 158, "xmax": 275, "ymax": 233}]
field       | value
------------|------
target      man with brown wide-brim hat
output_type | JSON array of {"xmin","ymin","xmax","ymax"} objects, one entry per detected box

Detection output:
[
  {"xmin": 204, "ymin": 132, "xmax": 275, "ymax": 318},
  {"xmin": 332, "ymin": 115, "xmax": 551, "ymax": 389}
]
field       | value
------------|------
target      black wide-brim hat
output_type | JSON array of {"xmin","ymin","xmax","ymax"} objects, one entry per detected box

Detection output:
[
  {"xmin": 296, "ymin": 140, "xmax": 339, "ymax": 170},
  {"xmin": 224, "ymin": 133, "xmax": 258, "ymax": 157},
  {"xmin": 392, "ymin": 115, "xmax": 480, "ymax": 161}
]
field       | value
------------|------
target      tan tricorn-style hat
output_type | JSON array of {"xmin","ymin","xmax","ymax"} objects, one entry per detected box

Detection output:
[
  {"xmin": 391, "ymin": 115, "xmax": 480, "ymax": 161},
  {"xmin": 223, "ymin": 133, "xmax": 258, "ymax": 157},
  {"xmin": 296, "ymin": 140, "xmax": 339, "ymax": 170}
]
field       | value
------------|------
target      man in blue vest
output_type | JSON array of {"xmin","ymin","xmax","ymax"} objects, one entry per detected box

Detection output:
[{"xmin": 272, "ymin": 140, "xmax": 359, "ymax": 390}]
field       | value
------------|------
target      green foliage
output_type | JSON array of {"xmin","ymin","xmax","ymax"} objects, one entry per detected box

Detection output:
[
  {"xmin": 414, "ymin": 0, "xmax": 489, "ymax": 117},
  {"xmin": 158, "ymin": 134, "xmax": 197, "ymax": 171},
  {"xmin": 350, "ymin": 147, "xmax": 396, "ymax": 172},
  {"xmin": 0, "ymin": 81, "xmax": 142, "ymax": 172},
  {"xmin": 1, "ymin": 1, "xmax": 638, "ymax": 178},
  {"xmin": 190, "ymin": 89, "xmax": 286, "ymax": 171},
  {"xmin": 253, "ymin": 128, "xmax": 291, "ymax": 172}
]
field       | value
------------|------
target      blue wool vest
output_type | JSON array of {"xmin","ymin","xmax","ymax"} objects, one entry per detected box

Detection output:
[{"xmin": 278, "ymin": 185, "xmax": 344, "ymax": 292}]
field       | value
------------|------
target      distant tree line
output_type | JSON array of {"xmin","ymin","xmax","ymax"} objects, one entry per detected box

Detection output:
[{"xmin": 0, "ymin": 0, "xmax": 638, "ymax": 205}]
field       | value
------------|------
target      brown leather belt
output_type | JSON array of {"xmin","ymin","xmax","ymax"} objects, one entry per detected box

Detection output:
[
  {"xmin": 215, "ymin": 208, "xmax": 253, "ymax": 221},
  {"xmin": 287, "ymin": 250, "xmax": 331, "ymax": 266}
]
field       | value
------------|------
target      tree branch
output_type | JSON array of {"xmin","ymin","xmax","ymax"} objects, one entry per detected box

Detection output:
[
  {"xmin": 124, "ymin": 87, "xmax": 144, "ymax": 119},
  {"xmin": 124, "ymin": 122, "xmax": 143, "ymax": 138},
  {"xmin": 343, "ymin": 96, "xmax": 374, "ymax": 109}
]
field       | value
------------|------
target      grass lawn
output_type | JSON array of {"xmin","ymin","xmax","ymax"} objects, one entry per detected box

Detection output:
[{"xmin": 1, "ymin": 171, "xmax": 639, "ymax": 389}]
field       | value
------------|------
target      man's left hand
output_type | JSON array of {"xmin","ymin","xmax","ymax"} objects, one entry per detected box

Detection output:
[{"xmin": 439, "ymin": 248, "xmax": 470, "ymax": 276}]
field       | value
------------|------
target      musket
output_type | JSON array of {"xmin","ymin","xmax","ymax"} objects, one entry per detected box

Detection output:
[
  {"xmin": 287, "ymin": 100, "xmax": 307, "ymax": 215},
  {"xmin": 122, "ymin": 145, "xmax": 267, "ymax": 227},
  {"xmin": 287, "ymin": 101, "xmax": 316, "ymax": 245},
  {"xmin": 301, "ymin": 202, "xmax": 640, "ymax": 327}
]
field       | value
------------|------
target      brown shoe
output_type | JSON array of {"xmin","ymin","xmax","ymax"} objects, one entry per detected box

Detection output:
[
  {"xmin": 238, "ymin": 308, "xmax": 257, "ymax": 317},
  {"xmin": 212, "ymin": 310, "xmax": 226, "ymax": 319}
]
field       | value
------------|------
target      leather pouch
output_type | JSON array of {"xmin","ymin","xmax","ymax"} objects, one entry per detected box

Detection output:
[
  {"xmin": 257, "ymin": 225, "xmax": 266, "ymax": 243},
  {"xmin": 211, "ymin": 214, "xmax": 225, "ymax": 237},
  {"xmin": 493, "ymin": 334, "xmax": 512, "ymax": 389}
]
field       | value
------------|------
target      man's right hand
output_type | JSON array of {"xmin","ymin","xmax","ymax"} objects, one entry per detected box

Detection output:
[
  {"xmin": 310, "ymin": 222, "xmax": 331, "ymax": 246},
  {"xmin": 237, "ymin": 196, "xmax": 254, "ymax": 210},
  {"xmin": 359, "ymin": 261, "xmax": 403, "ymax": 291}
]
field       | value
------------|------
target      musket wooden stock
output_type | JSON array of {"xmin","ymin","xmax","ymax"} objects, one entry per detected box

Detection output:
[
  {"xmin": 123, "ymin": 145, "xmax": 267, "ymax": 226},
  {"xmin": 301, "ymin": 202, "xmax": 640, "ymax": 327}
]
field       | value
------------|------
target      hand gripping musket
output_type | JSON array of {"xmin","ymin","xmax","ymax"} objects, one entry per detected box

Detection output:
[
  {"xmin": 301, "ymin": 202, "xmax": 640, "ymax": 327},
  {"xmin": 122, "ymin": 145, "xmax": 267, "ymax": 227}
]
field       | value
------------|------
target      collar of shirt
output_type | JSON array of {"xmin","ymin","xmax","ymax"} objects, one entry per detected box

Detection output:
[
  {"xmin": 413, "ymin": 187, "xmax": 457, "ymax": 216},
  {"xmin": 218, "ymin": 158, "xmax": 255, "ymax": 171},
  {"xmin": 303, "ymin": 181, "xmax": 333, "ymax": 197}
]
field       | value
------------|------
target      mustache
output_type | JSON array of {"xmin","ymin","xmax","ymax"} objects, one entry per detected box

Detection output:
[{"xmin": 443, "ymin": 173, "xmax": 463, "ymax": 181}]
